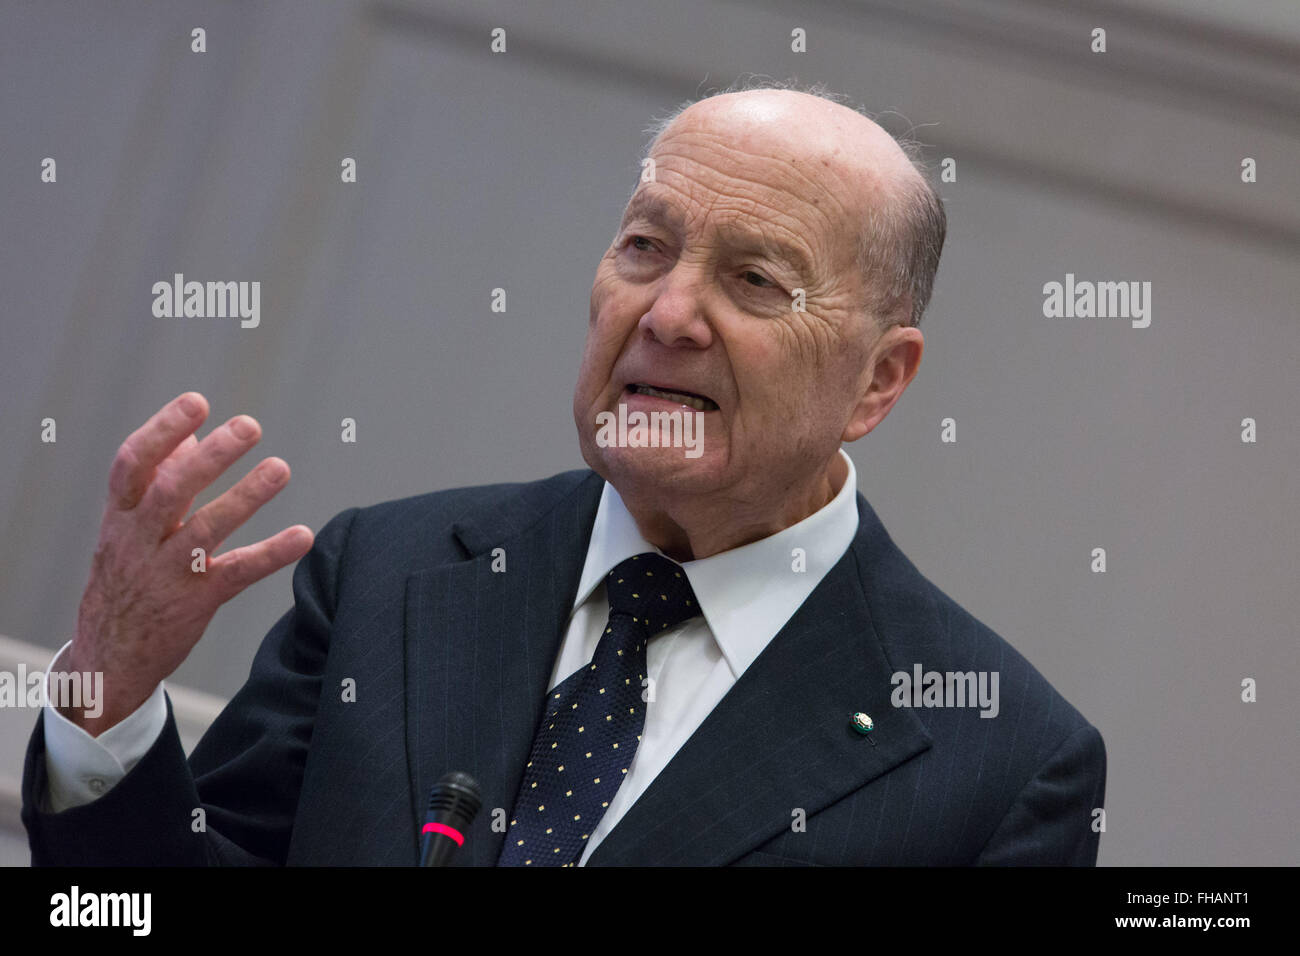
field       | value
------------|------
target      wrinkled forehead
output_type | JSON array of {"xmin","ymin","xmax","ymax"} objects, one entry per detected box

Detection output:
[{"xmin": 633, "ymin": 98, "xmax": 902, "ymax": 253}]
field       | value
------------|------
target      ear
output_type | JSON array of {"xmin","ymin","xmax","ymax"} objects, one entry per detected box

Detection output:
[{"xmin": 841, "ymin": 324, "xmax": 923, "ymax": 442}]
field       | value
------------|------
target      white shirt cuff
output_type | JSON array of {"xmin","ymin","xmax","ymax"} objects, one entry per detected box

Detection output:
[{"xmin": 41, "ymin": 639, "xmax": 167, "ymax": 813}]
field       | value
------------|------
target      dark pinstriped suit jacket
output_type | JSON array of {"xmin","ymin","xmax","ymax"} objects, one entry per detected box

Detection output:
[{"xmin": 22, "ymin": 468, "xmax": 1106, "ymax": 865}]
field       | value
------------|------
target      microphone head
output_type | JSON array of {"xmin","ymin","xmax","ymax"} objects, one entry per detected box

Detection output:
[{"xmin": 427, "ymin": 771, "xmax": 482, "ymax": 819}]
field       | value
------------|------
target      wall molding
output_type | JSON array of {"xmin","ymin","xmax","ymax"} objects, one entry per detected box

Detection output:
[{"xmin": 371, "ymin": 0, "xmax": 1300, "ymax": 253}]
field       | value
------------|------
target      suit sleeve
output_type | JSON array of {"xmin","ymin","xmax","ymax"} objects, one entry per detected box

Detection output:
[
  {"xmin": 20, "ymin": 506, "xmax": 359, "ymax": 866},
  {"xmin": 974, "ymin": 723, "xmax": 1107, "ymax": 866}
]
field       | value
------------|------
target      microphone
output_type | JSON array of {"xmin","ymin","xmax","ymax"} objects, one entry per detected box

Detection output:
[{"xmin": 419, "ymin": 771, "xmax": 482, "ymax": 867}]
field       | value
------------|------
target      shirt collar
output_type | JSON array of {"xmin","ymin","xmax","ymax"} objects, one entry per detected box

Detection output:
[{"xmin": 572, "ymin": 449, "xmax": 860, "ymax": 679}]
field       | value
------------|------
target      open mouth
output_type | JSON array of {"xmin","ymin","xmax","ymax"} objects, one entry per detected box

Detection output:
[{"xmin": 626, "ymin": 383, "xmax": 719, "ymax": 412}]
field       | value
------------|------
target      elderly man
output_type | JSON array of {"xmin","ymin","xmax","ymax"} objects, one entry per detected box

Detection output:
[{"xmin": 22, "ymin": 86, "xmax": 1105, "ymax": 866}]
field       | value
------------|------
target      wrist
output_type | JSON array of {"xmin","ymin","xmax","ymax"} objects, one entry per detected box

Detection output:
[{"xmin": 55, "ymin": 641, "xmax": 132, "ymax": 734}]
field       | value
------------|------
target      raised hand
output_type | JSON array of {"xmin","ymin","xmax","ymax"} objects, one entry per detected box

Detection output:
[{"xmin": 62, "ymin": 392, "xmax": 314, "ymax": 734}]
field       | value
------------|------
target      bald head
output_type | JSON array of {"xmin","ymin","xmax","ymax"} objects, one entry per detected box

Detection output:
[
  {"xmin": 645, "ymin": 86, "xmax": 945, "ymax": 328},
  {"xmin": 655, "ymin": 89, "xmax": 920, "ymax": 197}
]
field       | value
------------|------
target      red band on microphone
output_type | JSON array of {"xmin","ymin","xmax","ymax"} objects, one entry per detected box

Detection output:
[{"xmin": 422, "ymin": 822, "xmax": 465, "ymax": 846}]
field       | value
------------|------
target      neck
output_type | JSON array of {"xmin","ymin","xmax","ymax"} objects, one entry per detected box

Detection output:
[{"xmin": 617, "ymin": 452, "xmax": 848, "ymax": 562}]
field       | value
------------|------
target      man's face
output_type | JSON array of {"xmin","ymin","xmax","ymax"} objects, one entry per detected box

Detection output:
[{"xmin": 573, "ymin": 97, "xmax": 884, "ymax": 506}]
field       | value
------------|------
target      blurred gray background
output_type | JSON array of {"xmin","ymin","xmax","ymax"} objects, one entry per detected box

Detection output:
[{"xmin": 2, "ymin": 0, "xmax": 1297, "ymax": 866}]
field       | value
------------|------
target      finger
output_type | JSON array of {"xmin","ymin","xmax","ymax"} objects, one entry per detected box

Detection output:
[
  {"xmin": 107, "ymin": 392, "xmax": 209, "ymax": 510},
  {"xmin": 210, "ymin": 525, "xmax": 315, "ymax": 602},
  {"xmin": 139, "ymin": 414, "xmax": 262, "ymax": 537},
  {"xmin": 155, "ymin": 434, "xmax": 206, "ymax": 537},
  {"xmin": 182, "ymin": 457, "xmax": 291, "ymax": 552}
]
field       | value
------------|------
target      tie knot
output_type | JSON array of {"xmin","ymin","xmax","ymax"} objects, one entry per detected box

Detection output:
[{"xmin": 604, "ymin": 553, "xmax": 699, "ymax": 634}]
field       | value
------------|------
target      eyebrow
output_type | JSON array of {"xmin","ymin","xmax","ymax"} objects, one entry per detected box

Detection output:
[
  {"xmin": 620, "ymin": 192, "xmax": 683, "ymax": 232},
  {"xmin": 619, "ymin": 190, "xmax": 815, "ymax": 280}
]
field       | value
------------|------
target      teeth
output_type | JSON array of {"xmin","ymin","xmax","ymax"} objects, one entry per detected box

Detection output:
[{"xmin": 632, "ymin": 384, "xmax": 717, "ymax": 411}]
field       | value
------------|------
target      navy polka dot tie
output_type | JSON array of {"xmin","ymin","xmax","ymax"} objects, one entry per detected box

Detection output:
[{"xmin": 496, "ymin": 553, "xmax": 700, "ymax": 866}]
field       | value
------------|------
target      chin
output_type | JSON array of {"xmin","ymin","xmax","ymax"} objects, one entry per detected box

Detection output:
[{"xmin": 584, "ymin": 442, "xmax": 723, "ymax": 498}]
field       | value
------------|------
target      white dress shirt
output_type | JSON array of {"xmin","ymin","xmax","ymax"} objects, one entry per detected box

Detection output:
[{"xmin": 42, "ymin": 449, "xmax": 860, "ymax": 865}]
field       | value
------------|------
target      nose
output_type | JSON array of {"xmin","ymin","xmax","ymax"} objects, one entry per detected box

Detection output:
[{"xmin": 638, "ymin": 265, "xmax": 714, "ymax": 349}]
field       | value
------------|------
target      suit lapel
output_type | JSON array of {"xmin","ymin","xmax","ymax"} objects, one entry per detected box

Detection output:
[
  {"xmin": 587, "ymin": 494, "xmax": 934, "ymax": 866},
  {"xmin": 403, "ymin": 471, "xmax": 605, "ymax": 866}
]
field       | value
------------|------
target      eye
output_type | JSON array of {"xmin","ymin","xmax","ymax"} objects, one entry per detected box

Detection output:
[
  {"xmin": 628, "ymin": 236, "xmax": 656, "ymax": 253},
  {"xmin": 741, "ymin": 269, "xmax": 775, "ymax": 288}
]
